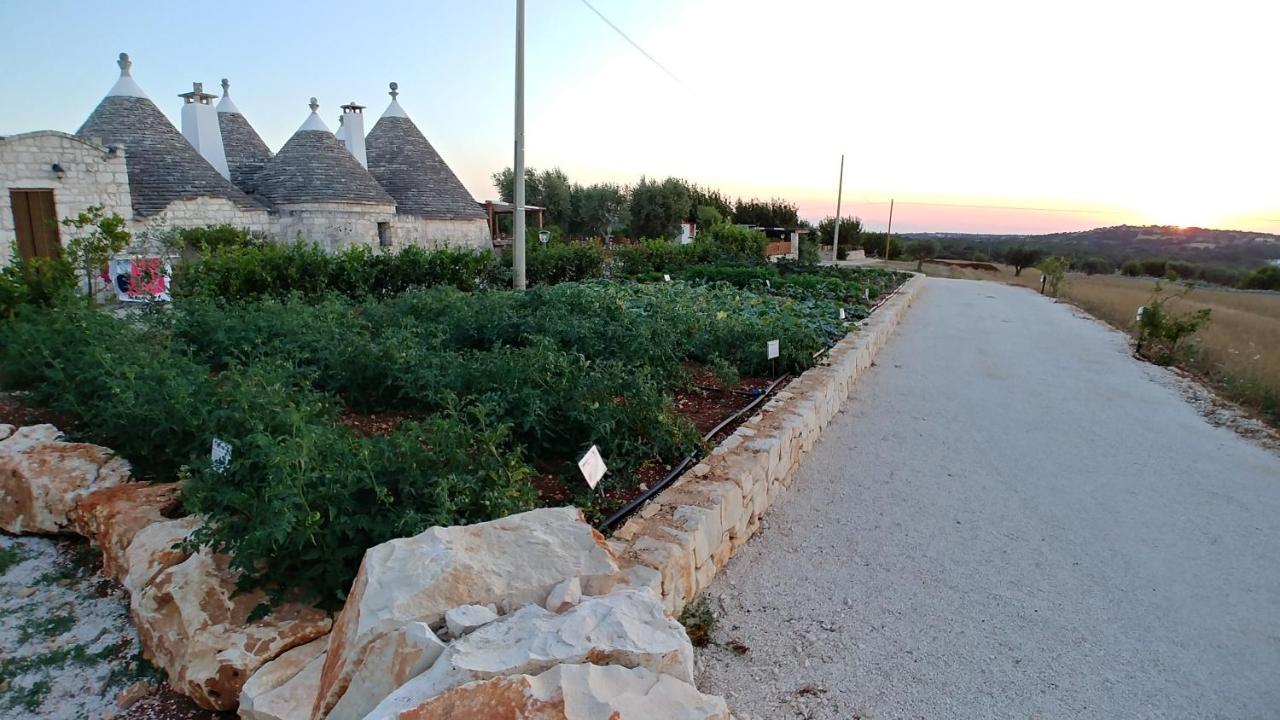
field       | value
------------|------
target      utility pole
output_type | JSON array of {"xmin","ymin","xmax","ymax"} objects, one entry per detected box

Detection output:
[
  {"xmin": 831, "ymin": 154, "xmax": 845, "ymax": 263},
  {"xmin": 513, "ymin": 0, "xmax": 527, "ymax": 290},
  {"xmin": 883, "ymin": 198, "xmax": 895, "ymax": 261}
]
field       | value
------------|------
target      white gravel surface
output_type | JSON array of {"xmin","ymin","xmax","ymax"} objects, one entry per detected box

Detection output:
[{"xmin": 699, "ymin": 278, "xmax": 1280, "ymax": 719}]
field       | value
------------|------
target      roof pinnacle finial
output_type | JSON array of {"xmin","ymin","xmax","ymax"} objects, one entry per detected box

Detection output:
[
  {"xmin": 389, "ymin": 82, "xmax": 399, "ymax": 99},
  {"xmin": 118, "ymin": 53, "xmax": 132, "ymax": 77},
  {"xmin": 221, "ymin": 78, "xmax": 230, "ymax": 96},
  {"xmin": 309, "ymin": 97, "xmax": 319, "ymax": 113}
]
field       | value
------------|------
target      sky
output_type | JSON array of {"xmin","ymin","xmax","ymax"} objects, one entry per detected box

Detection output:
[{"xmin": 2, "ymin": 0, "xmax": 1277, "ymax": 235}]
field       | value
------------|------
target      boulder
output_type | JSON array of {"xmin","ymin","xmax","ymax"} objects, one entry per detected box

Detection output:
[
  {"xmin": 0, "ymin": 424, "xmax": 13, "ymax": 441},
  {"xmin": 70, "ymin": 482, "xmax": 182, "ymax": 581},
  {"xmin": 322, "ymin": 623, "xmax": 447, "ymax": 720},
  {"xmin": 132, "ymin": 549, "xmax": 331, "ymax": 711},
  {"xmin": 389, "ymin": 663, "xmax": 730, "ymax": 720},
  {"xmin": 122, "ymin": 515, "xmax": 201, "ymax": 597},
  {"xmin": 240, "ymin": 636, "xmax": 329, "ymax": 720},
  {"xmin": 365, "ymin": 589, "xmax": 694, "ymax": 719},
  {"xmin": 0, "ymin": 425, "xmax": 131, "ymax": 534},
  {"xmin": 445, "ymin": 605, "xmax": 500, "ymax": 639},
  {"xmin": 544, "ymin": 577, "xmax": 581, "ymax": 613},
  {"xmin": 315, "ymin": 508, "xmax": 617, "ymax": 719}
]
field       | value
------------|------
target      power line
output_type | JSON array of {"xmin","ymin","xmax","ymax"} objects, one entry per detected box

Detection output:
[
  {"xmin": 857, "ymin": 199, "xmax": 1132, "ymax": 216},
  {"xmin": 578, "ymin": 0, "xmax": 694, "ymax": 94}
]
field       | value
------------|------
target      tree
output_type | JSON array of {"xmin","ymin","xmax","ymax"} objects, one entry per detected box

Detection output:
[
  {"xmin": 629, "ymin": 177, "xmax": 691, "ymax": 240},
  {"xmin": 1038, "ymin": 255, "xmax": 1070, "ymax": 297},
  {"xmin": 816, "ymin": 216, "xmax": 863, "ymax": 251},
  {"xmin": 695, "ymin": 205, "xmax": 724, "ymax": 230},
  {"xmin": 1238, "ymin": 264, "xmax": 1280, "ymax": 291},
  {"xmin": 491, "ymin": 167, "xmax": 572, "ymax": 228},
  {"xmin": 732, "ymin": 198, "xmax": 799, "ymax": 227},
  {"xmin": 60, "ymin": 205, "xmax": 130, "ymax": 301},
  {"xmin": 907, "ymin": 238, "xmax": 941, "ymax": 272},
  {"xmin": 1076, "ymin": 256, "xmax": 1114, "ymax": 275},
  {"xmin": 687, "ymin": 185, "xmax": 733, "ymax": 224},
  {"xmin": 1005, "ymin": 244, "xmax": 1043, "ymax": 276},
  {"xmin": 569, "ymin": 183, "xmax": 627, "ymax": 238}
]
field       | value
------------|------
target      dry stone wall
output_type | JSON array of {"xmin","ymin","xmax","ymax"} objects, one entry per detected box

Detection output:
[{"xmin": 609, "ymin": 274, "xmax": 924, "ymax": 615}]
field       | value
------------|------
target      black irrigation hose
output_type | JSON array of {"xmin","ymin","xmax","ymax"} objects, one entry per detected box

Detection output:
[
  {"xmin": 600, "ymin": 277, "xmax": 907, "ymax": 531},
  {"xmin": 601, "ymin": 373, "xmax": 791, "ymax": 531}
]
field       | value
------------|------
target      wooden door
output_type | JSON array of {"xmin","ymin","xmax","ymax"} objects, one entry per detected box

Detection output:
[{"xmin": 10, "ymin": 190, "xmax": 61, "ymax": 261}]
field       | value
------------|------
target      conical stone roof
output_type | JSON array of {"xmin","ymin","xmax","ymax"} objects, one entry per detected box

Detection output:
[
  {"xmin": 216, "ymin": 79, "xmax": 272, "ymax": 194},
  {"xmin": 366, "ymin": 83, "xmax": 484, "ymax": 220},
  {"xmin": 76, "ymin": 54, "xmax": 265, "ymax": 218},
  {"xmin": 253, "ymin": 100, "xmax": 395, "ymax": 207}
]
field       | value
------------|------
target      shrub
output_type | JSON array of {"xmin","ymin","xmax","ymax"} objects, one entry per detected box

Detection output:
[
  {"xmin": 173, "ymin": 243, "xmax": 506, "ymax": 300},
  {"xmin": 1077, "ymin": 256, "xmax": 1114, "ymax": 275},
  {"xmin": 1038, "ymin": 256, "xmax": 1070, "ymax": 297},
  {"xmin": 798, "ymin": 237, "xmax": 820, "ymax": 265},
  {"xmin": 907, "ymin": 239, "xmax": 941, "ymax": 271},
  {"xmin": 0, "ymin": 255, "xmax": 77, "ymax": 318},
  {"xmin": 60, "ymin": 205, "xmax": 131, "ymax": 301},
  {"xmin": 1239, "ymin": 265, "xmax": 1280, "ymax": 291},
  {"xmin": 1136, "ymin": 286, "xmax": 1211, "ymax": 365},
  {"xmin": 523, "ymin": 242, "xmax": 606, "ymax": 285},
  {"xmin": 1005, "ymin": 244, "xmax": 1043, "ymax": 276}
]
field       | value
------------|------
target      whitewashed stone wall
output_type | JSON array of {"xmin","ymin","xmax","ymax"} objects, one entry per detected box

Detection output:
[
  {"xmin": 143, "ymin": 197, "xmax": 269, "ymax": 237},
  {"xmin": 271, "ymin": 202, "xmax": 397, "ymax": 252},
  {"xmin": 608, "ymin": 275, "xmax": 925, "ymax": 616},
  {"xmin": 388, "ymin": 216, "xmax": 492, "ymax": 251},
  {"xmin": 0, "ymin": 132, "xmax": 132, "ymax": 267}
]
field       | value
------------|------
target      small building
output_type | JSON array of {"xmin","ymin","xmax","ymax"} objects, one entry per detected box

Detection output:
[{"xmin": 0, "ymin": 53, "xmax": 493, "ymax": 267}]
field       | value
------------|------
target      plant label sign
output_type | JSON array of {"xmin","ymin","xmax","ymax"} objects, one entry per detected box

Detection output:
[
  {"xmin": 863, "ymin": 288, "xmax": 870, "ymax": 301},
  {"xmin": 765, "ymin": 279, "xmax": 772, "ymax": 289},
  {"xmin": 578, "ymin": 445, "xmax": 607, "ymax": 490},
  {"xmin": 211, "ymin": 438, "xmax": 232, "ymax": 473},
  {"xmin": 1136, "ymin": 306, "xmax": 1145, "ymax": 321},
  {"xmin": 663, "ymin": 274, "xmax": 672, "ymax": 282},
  {"xmin": 839, "ymin": 307, "xmax": 847, "ymax": 320},
  {"xmin": 766, "ymin": 339, "xmax": 780, "ymax": 360}
]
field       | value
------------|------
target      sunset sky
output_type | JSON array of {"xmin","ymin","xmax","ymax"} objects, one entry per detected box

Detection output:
[{"xmin": 2, "ymin": 0, "xmax": 1276, "ymax": 235}]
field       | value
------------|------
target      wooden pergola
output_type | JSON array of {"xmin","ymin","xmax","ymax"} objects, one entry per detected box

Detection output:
[{"xmin": 481, "ymin": 200, "xmax": 545, "ymax": 246}]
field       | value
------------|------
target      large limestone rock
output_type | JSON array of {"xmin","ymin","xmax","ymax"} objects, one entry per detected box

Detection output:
[
  {"xmin": 389, "ymin": 663, "xmax": 730, "ymax": 720},
  {"xmin": 70, "ymin": 481, "xmax": 182, "ymax": 581},
  {"xmin": 239, "ymin": 636, "xmax": 328, "ymax": 720},
  {"xmin": 0, "ymin": 424, "xmax": 13, "ymax": 441},
  {"xmin": 365, "ymin": 589, "xmax": 694, "ymax": 720},
  {"xmin": 0, "ymin": 424, "xmax": 131, "ymax": 534},
  {"xmin": 122, "ymin": 515, "xmax": 201, "ymax": 597},
  {"xmin": 323, "ymin": 623, "xmax": 447, "ymax": 720},
  {"xmin": 314, "ymin": 507, "xmax": 617, "ymax": 719},
  {"xmin": 132, "ymin": 549, "xmax": 332, "ymax": 711}
]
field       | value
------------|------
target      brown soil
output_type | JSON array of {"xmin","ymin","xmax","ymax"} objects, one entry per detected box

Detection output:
[
  {"xmin": 0, "ymin": 391, "xmax": 71, "ymax": 428},
  {"xmin": 117, "ymin": 687, "xmax": 231, "ymax": 720},
  {"xmin": 337, "ymin": 406, "xmax": 415, "ymax": 437}
]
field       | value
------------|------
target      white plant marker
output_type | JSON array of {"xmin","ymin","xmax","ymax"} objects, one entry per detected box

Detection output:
[
  {"xmin": 663, "ymin": 274, "xmax": 672, "ymax": 282},
  {"xmin": 839, "ymin": 307, "xmax": 847, "ymax": 320},
  {"xmin": 766, "ymin": 339, "xmax": 780, "ymax": 360},
  {"xmin": 765, "ymin": 279, "xmax": 772, "ymax": 289},
  {"xmin": 578, "ymin": 445, "xmax": 607, "ymax": 490},
  {"xmin": 211, "ymin": 438, "xmax": 232, "ymax": 473},
  {"xmin": 1136, "ymin": 306, "xmax": 1145, "ymax": 321},
  {"xmin": 863, "ymin": 287, "xmax": 870, "ymax": 301}
]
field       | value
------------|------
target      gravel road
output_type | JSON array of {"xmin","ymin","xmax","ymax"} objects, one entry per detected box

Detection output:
[{"xmin": 699, "ymin": 278, "xmax": 1280, "ymax": 719}]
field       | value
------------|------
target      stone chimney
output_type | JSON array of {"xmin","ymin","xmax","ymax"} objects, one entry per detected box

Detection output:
[
  {"xmin": 338, "ymin": 100, "xmax": 367, "ymax": 168},
  {"xmin": 179, "ymin": 82, "xmax": 230, "ymax": 179}
]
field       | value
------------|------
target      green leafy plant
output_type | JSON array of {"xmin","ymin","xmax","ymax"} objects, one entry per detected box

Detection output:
[
  {"xmin": 59, "ymin": 205, "xmax": 130, "ymax": 301},
  {"xmin": 1038, "ymin": 256, "xmax": 1070, "ymax": 297},
  {"xmin": 1136, "ymin": 285, "xmax": 1212, "ymax": 365}
]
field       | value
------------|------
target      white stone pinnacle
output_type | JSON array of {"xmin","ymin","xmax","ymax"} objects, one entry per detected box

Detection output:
[{"xmin": 106, "ymin": 52, "xmax": 149, "ymax": 99}]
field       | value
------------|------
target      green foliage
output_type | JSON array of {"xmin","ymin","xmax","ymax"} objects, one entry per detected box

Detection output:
[
  {"xmin": 1038, "ymin": 256, "xmax": 1070, "ymax": 297},
  {"xmin": 524, "ymin": 242, "xmax": 606, "ymax": 285},
  {"xmin": 569, "ymin": 182, "xmax": 627, "ymax": 238},
  {"xmin": 1238, "ymin": 264, "xmax": 1280, "ymax": 291},
  {"xmin": 695, "ymin": 205, "xmax": 724, "ymax": 229},
  {"xmin": 1005, "ymin": 244, "xmax": 1043, "ymax": 276},
  {"xmin": 174, "ymin": 243, "xmax": 507, "ymax": 300},
  {"xmin": 815, "ymin": 216, "xmax": 863, "ymax": 252},
  {"xmin": 973, "ymin": 251, "xmax": 992, "ymax": 263},
  {"xmin": 732, "ymin": 198, "xmax": 799, "ymax": 228},
  {"xmin": 1122, "ymin": 259, "xmax": 1143, "ymax": 277},
  {"xmin": 176, "ymin": 224, "xmax": 263, "ymax": 255},
  {"xmin": 1076, "ymin": 256, "xmax": 1115, "ymax": 275},
  {"xmin": 0, "ymin": 543, "xmax": 28, "ymax": 574},
  {"xmin": 707, "ymin": 355, "xmax": 739, "ymax": 390},
  {"xmin": 687, "ymin": 185, "xmax": 734, "ymax": 224},
  {"xmin": 629, "ymin": 177, "xmax": 691, "ymax": 240},
  {"xmin": 678, "ymin": 595, "xmax": 717, "ymax": 647},
  {"xmin": 0, "ymin": 254, "xmax": 77, "ymax": 318},
  {"xmin": 1136, "ymin": 285, "xmax": 1212, "ymax": 365},
  {"xmin": 59, "ymin": 205, "xmax": 130, "ymax": 301},
  {"xmin": 798, "ymin": 236, "xmax": 820, "ymax": 265},
  {"xmin": 907, "ymin": 238, "xmax": 942, "ymax": 271}
]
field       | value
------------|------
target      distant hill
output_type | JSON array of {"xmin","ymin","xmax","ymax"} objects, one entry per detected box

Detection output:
[{"xmin": 903, "ymin": 225, "xmax": 1280, "ymax": 268}]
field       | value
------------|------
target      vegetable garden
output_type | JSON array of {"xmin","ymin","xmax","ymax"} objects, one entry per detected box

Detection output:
[{"xmin": 0, "ymin": 229, "xmax": 905, "ymax": 605}]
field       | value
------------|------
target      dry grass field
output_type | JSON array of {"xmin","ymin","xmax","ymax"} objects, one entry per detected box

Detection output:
[{"xmin": 885, "ymin": 260, "xmax": 1280, "ymax": 426}]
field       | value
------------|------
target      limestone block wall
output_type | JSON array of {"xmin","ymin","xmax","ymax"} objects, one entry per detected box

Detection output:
[
  {"xmin": 0, "ymin": 131, "xmax": 132, "ymax": 267},
  {"xmin": 141, "ymin": 196, "xmax": 270, "ymax": 237},
  {"xmin": 388, "ymin": 216, "xmax": 493, "ymax": 251},
  {"xmin": 609, "ymin": 275, "xmax": 924, "ymax": 615},
  {"xmin": 271, "ymin": 202, "xmax": 397, "ymax": 253}
]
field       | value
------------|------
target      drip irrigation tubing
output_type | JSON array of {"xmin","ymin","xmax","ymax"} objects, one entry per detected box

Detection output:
[{"xmin": 600, "ymin": 277, "xmax": 906, "ymax": 531}]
